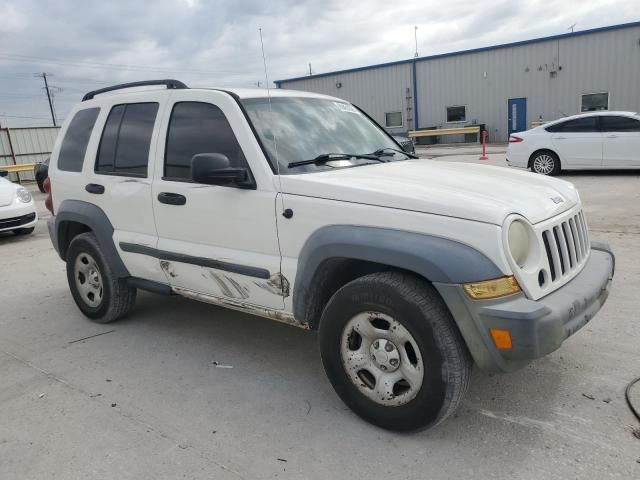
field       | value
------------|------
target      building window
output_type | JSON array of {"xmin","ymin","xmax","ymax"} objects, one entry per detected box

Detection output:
[
  {"xmin": 581, "ymin": 93, "xmax": 608, "ymax": 112},
  {"xmin": 446, "ymin": 106, "xmax": 466, "ymax": 123},
  {"xmin": 385, "ymin": 112, "xmax": 403, "ymax": 128}
]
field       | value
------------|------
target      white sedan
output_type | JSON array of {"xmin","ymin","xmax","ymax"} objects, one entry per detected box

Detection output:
[
  {"xmin": 506, "ymin": 111, "xmax": 640, "ymax": 175},
  {"xmin": 0, "ymin": 173, "xmax": 37, "ymax": 235}
]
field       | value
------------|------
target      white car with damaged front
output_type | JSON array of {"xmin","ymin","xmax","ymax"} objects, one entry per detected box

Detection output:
[
  {"xmin": 0, "ymin": 174, "xmax": 37, "ymax": 235},
  {"xmin": 46, "ymin": 81, "xmax": 614, "ymax": 432},
  {"xmin": 506, "ymin": 111, "xmax": 640, "ymax": 175}
]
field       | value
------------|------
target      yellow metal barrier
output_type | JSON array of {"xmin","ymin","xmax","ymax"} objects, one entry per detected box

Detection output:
[
  {"xmin": 408, "ymin": 126, "xmax": 481, "ymax": 138},
  {"xmin": 0, "ymin": 163, "xmax": 35, "ymax": 173},
  {"xmin": 530, "ymin": 121, "xmax": 547, "ymax": 128}
]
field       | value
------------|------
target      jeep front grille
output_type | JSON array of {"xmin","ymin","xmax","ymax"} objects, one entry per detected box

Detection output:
[{"xmin": 541, "ymin": 210, "xmax": 590, "ymax": 282}]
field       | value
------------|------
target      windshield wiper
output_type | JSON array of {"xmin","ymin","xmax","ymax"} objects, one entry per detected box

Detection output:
[
  {"xmin": 372, "ymin": 147, "xmax": 419, "ymax": 159},
  {"xmin": 288, "ymin": 153, "xmax": 384, "ymax": 168}
]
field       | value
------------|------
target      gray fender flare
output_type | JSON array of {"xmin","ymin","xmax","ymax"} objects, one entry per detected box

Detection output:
[
  {"xmin": 292, "ymin": 225, "xmax": 503, "ymax": 326},
  {"xmin": 53, "ymin": 199, "xmax": 130, "ymax": 278}
]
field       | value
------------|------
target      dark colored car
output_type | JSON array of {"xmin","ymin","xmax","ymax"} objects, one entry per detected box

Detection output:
[
  {"xmin": 392, "ymin": 135, "xmax": 415, "ymax": 154},
  {"xmin": 34, "ymin": 157, "xmax": 49, "ymax": 193}
]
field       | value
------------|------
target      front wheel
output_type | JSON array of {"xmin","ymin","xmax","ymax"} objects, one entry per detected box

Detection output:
[
  {"xmin": 531, "ymin": 151, "xmax": 560, "ymax": 175},
  {"xmin": 318, "ymin": 272, "xmax": 471, "ymax": 431},
  {"xmin": 66, "ymin": 232, "xmax": 136, "ymax": 323}
]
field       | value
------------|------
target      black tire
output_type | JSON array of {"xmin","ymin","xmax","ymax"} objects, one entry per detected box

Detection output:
[
  {"xmin": 318, "ymin": 272, "xmax": 471, "ymax": 432},
  {"xmin": 13, "ymin": 227, "xmax": 35, "ymax": 235},
  {"xmin": 530, "ymin": 150, "xmax": 561, "ymax": 176},
  {"xmin": 66, "ymin": 232, "xmax": 136, "ymax": 324}
]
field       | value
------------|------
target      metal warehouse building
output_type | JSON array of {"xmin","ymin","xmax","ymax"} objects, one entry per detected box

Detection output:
[{"xmin": 275, "ymin": 21, "xmax": 640, "ymax": 142}]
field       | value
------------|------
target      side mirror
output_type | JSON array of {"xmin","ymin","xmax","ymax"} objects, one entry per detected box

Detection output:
[{"xmin": 191, "ymin": 153, "xmax": 254, "ymax": 188}]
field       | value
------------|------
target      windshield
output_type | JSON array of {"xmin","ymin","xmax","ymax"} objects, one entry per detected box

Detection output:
[{"xmin": 241, "ymin": 97, "xmax": 409, "ymax": 174}]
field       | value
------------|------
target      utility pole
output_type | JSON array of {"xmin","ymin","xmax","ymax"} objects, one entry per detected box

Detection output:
[
  {"xmin": 414, "ymin": 26, "xmax": 419, "ymax": 57},
  {"xmin": 308, "ymin": 63, "xmax": 312, "ymax": 76},
  {"xmin": 35, "ymin": 72, "xmax": 57, "ymax": 126},
  {"xmin": 568, "ymin": 23, "xmax": 576, "ymax": 33}
]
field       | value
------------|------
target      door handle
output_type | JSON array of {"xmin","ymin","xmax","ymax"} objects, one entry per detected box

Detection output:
[
  {"xmin": 552, "ymin": 136, "xmax": 566, "ymax": 140},
  {"xmin": 606, "ymin": 134, "xmax": 618, "ymax": 138},
  {"xmin": 157, "ymin": 192, "xmax": 186, "ymax": 206},
  {"xmin": 85, "ymin": 183, "xmax": 105, "ymax": 194}
]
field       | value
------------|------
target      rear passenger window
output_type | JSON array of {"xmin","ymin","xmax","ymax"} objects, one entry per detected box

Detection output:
[
  {"xmin": 545, "ymin": 117, "xmax": 599, "ymax": 133},
  {"xmin": 164, "ymin": 102, "xmax": 248, "ymax": 181},
  {"xmin": 58, "ymin": 108, "xmax": 100, "ymax": 172},
  {"xmin": 601, "ymin": 116, "xmax": 640, "ymax": 132},
  {"xmin": 96, "ymin": 103, "xmax": 159, "ymax": 177}
]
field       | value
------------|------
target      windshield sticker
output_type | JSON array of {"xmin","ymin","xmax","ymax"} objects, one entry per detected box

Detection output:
[{"xmin": 333, "ymin": 102, "xmax": 360, "ymax": 114}]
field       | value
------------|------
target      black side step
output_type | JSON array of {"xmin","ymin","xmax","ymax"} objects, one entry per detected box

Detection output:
[{"xmin": 127, "ymin": 277, "xmax": 172, "ymax": 295}]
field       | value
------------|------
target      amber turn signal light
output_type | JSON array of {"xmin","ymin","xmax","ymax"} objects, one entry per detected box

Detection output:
[
  {"xmin": 489, "ymin": 328, "xmax": 513, "ymax": 350},
  {"xmin": 462, "ymin": 276, "xmax": 521, "ymax": 300}
]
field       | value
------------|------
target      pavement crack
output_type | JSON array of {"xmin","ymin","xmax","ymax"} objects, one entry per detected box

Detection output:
[
  {"xmin": 68, "ymin": 329, "xmax": 116, "ymax": 344},
  {"xmin": 589, "ymin": 229, "xmax": 640, "ymax": 236},
  {"xmin": 468, "ymin": 404, "xmax": 617, "ymax": 452}
]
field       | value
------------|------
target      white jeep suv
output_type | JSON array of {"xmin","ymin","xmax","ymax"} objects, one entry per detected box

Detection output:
[{"xmin": 46, "ymin": 80, "xmax": 614, "ymax": 431}]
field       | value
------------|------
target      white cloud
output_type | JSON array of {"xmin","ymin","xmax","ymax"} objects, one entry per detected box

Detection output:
[
  {"xmin": 0, "ymin": 2, "xmax": 27, "ymax": 32},
  {"xmin": 0, "ymin": 0, "xmax": 637, "ymax": 126}
]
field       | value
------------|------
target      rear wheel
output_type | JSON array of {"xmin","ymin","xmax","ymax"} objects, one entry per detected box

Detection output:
[
  {"xmin": 66, "ymin": 232, "xmax": 136, "ymax": 323},
  {"xmin": 36, "ymin": 177, "xmax": 46, "ymax": 193},
  {"xmin": 531, "ymin": 151, "xmax": 560, "ymax": 175},
  {"xmin": 319, "ymin": 272, "xmax": 471, "ymax": 431}
]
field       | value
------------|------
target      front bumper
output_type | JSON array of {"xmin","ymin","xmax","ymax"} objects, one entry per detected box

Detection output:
[
  {"xmin": 0, "ymin": 203, "xmax": 37, "ymax": 232},
  {"xmin": 435, "ymin": 241, "xmax": 614, "ymax": 372}
]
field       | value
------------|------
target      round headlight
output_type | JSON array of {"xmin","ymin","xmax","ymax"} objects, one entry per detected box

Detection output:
[
  {"xmin": 508, "ymin": 220, "xmax": 530, "ymax": 268},
  {"xmin": 16, "ymin": 187, "xmax": 32, "ymax": 203}
]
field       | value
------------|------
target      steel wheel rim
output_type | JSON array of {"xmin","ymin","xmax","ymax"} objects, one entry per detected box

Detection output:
[
  {"xmin": 340, "ymin": 311, "xmax": 424, "ymax": 406},
  {"xmin": 533, "ymin": 154, "xmax": 554, "ymax": 175},
  {"xmin": 74, "ymin": 253, "xmax": 103, "ymax": 308}
]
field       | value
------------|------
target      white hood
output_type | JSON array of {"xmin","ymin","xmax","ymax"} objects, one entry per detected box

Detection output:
[
  {"xmin": 280, "ymin": 160, "xmax": 579, "ymax": 225},
  {"xmin": 0, "ymin": 178, "xmax": 17, "ymax": 207}
]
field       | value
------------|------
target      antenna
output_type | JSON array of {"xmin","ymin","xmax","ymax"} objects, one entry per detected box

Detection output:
[{"xmin": 258, "ymin": 28, "xmax": 286, "ymax": 216}]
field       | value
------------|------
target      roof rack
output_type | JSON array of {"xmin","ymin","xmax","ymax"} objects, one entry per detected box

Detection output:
[{"xmin": 82, "ymin": 79, "xmax": 188, "ymax": 101}]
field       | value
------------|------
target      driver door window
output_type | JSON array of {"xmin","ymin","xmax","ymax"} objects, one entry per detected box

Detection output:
[{"xmin": 164, "ymin": 102, "xmax": 249, "ymax": 181}]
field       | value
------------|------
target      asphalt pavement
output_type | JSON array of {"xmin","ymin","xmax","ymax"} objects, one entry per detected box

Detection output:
[{"xmin": 1, "ymin": 148, "xmax": 639, "ymax": 479}]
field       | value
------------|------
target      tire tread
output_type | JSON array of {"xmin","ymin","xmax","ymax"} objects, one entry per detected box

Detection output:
[
  {"xmin": 319, "ymin": 271, "xmax": 472, "ymax": 431},
  {"xmin": 66, "ymin": 232, "xmax": 136, "ymax": 323}
]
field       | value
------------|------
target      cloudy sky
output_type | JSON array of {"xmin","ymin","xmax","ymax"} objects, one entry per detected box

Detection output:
[{"xmin": 0, "ymin": 0, "xmax": 637, "ymax": 127}]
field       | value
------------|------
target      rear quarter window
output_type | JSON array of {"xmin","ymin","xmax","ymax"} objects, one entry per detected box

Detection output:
[{"xmin": 57, "ymin": 108, "xmax": 100, "ymax": 172}]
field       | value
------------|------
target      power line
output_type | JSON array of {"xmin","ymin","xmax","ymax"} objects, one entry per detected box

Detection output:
[
  {"xmin": 0, "ymin": 53, "xmax": 256, "ymax": 76},
  {"xmin": 0, "ymin": 113, "xmax": 54, "ymax": 119}
]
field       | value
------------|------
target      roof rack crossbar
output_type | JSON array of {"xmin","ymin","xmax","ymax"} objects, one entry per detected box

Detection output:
[{"xmin": 82, "ymin": 79, "xmax": 188, "ymax": 101}]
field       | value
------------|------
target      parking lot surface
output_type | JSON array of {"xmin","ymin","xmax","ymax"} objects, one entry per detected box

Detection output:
[{"xmin": 1, "ymin": 147, "xmax": 639, "ymax": 479}]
